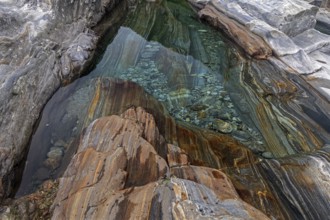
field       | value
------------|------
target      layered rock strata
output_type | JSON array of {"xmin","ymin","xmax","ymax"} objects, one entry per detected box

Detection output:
[
  {"xmin": 51, "ymin": 106, "xmax": 270, "ymax": 219},
  {"xmin": 15, "ymin": 77, "xmax": 329, "ymax": 219},
  {"xmin": 198, "ymin": 0, "xmax": 330, "ymax": 83},
  {"xmin": 197, "ymin": 0, "xmax": 330, "ymax": 157},
  {"xmin": 0, "ymin": 0, "xmax": 121, "ymax": 199},
  {"xmin": 193, "ymin": 1, "xmax": 330, "ymax": 218},
  {"xmin": 1, "ymin": 0, "xmax": 329, "ymax": 219}
]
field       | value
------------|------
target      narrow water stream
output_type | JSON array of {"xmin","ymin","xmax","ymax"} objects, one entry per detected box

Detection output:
[{"xmin": 16, "ymin": 0, "xmax": 264, "ymax": 196}]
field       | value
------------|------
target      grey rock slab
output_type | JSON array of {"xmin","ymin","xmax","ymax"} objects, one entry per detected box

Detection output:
[
  {"xmin": 274, "ymin": 46, "xmax": 322, "ymax": 74},
  {"xmin": 280, "ymin": 50, "xmax": 322, "ymax": 74},
  {"xmin": 303, "ymin": 67, "xmax": 330, "ymax": 101},
  {"xmin": 293, "ymin": 29, "xmax": 330, "ymax": 54},
  {"xmin": 246, "ymin": 19, "xmax": 301, "ymax": 56},
  {"xmin": 316, "ymin": 8, "xmax": 330, "ymax": 34},
  {"xmin": 309, "ymin": 49, "xmax": 330, "ymax": 69},
  {"xmin": 227, "ymin": 0, "xmax": 319, "ymax": 37},
  {"xmin": 209, "ymin": 0, "xmax": 255, "ymax": 25}
]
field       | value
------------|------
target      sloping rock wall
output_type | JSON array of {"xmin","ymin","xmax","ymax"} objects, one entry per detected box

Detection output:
[{"xmin": 0, "ymin": 0, "xmax": 122, "ymax": 200}]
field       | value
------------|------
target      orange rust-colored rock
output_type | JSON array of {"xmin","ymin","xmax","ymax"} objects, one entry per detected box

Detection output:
[
  {"xmin": 51, "ymin": 107, "xmax": 270, "ymax": 220},
  {"xmin": 199, "ymin": 5, "xmax": 272, "ymax": 59},
  {"xmin": 167, "ymin": 144, "xmax": 189, "ymax": 167}
]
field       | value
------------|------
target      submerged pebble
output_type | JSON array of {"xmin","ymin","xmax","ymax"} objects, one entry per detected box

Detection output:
[
  {"xmin": 47, "ymin": 147, "xmax": 63, "ymax": 159},
  {"xmin": 262, "ymin": 151, "xmax": 274, "ymax": 159},
  {"xmin": 213, "ymin": 119, "xmax": 233, "ymax": 134}
]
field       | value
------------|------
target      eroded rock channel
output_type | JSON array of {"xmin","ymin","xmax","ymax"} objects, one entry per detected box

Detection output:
[{"xmin": 0, "ymin": 0, "xmax": 330, "ymax": 219}]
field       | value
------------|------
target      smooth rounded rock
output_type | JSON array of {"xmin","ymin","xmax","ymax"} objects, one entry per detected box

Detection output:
[
  {"xmin": 47, "ymin": 148, "xmax": 63, "ymax": 159},
  {"xmin": 262, "ymin": 151, "xmax": 274, "ymax": 159}
]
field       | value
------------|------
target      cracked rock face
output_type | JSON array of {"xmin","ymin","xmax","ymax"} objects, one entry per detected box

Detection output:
[
  {"xmin": 51, "ymin": 107, "xmax": 269, "ymax": 220},
  {"xmin": 0, "ymin": 0, "xmax": 121, "ymax": 200}
]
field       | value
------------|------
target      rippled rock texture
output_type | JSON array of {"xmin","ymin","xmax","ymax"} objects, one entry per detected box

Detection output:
[{"xmin": 0, "ymin": 0, "xmax": 121, "ymax": 199}]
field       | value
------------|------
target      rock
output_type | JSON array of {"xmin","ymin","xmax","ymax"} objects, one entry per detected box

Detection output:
[
  {"xmin": 0, "ymin": 180, "xmax": 58, "ymax": 220},
  {"xmin": 47, "ymin": 148, "xmax": 63, "ymax": 160},
  {"xmin": 19, "ymin": 66, "xmax": 330, "ymax": 219},
  {"xmin": 4, "ymin": 1, "xmax": 330, "ymax": 219},
  {"xmin": 230, "ymin": 0, "xmax": 319, "ymax": 37},
  {"xmin": 213, "ymin": 119, "xmax": 233, "ymax": 134},
  {"xmin": 262, "ymin": 151, "xmax": 274, "ymax": 159},
  {"xmin": 293, "ymin": 29, "xmax": 330, "ymax": 53},
  {"xmin": 260, "ymin": 147, "xmax": 330, "ymax": 219},
  {"xmin": 316, "ymin": 8, "xmax": 330, "ymax": 34},
  {"xmin": 12, "ymin": 74, "xmax": 329, "ymax": 219},
  {"xmin": 196, "ymin": 0, "xmax": 330, "ymax": 158},
  {"xmin": 43, "ymin": 158, "xmax": 61, "ymax": 170},
  {"xmin": 199, "ymin": 0, "xmax": 328, "ymax": 75},
  {"xmin": 167, "ymin": 144, "xmax": 189, "ymax": 167},
  {"xmin": 199, "ymin": 4, "xmax": 272, "ymax": 59},
  {"xmin": 321, "ymin": 0, "xmax": 330, "ymax": 8},
  {"xmin": 35, "ymin": 167, "xmax": 50, "ymax": 181},
  {"xmin": 190, "ymin": 104, "xmax": 208, "ymax": 111},
  {"xmin": 197, "ymin": 110, "xmax": 207, "ymax": 118},
  {"xmin": 51, "ymin": 107, "xmax": 270, "ymax": 220},
  {"xmin": 0, "ymin": 0, "xmax": 121, "ymax": 200},
  {"xmin": 168, "ymin": 88, "xmax": 192, "ymax": 106}
]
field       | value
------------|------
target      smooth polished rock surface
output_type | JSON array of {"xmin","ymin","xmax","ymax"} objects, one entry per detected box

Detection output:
[
  {"xmin": 293, "ymin": 29, "xmax": 330, "ymax": 53},
  {"xmin": 2, "ymin": 0, "xmax": 330, "ymax": 219},
  {"xmin": 16, "ymin": 19, "xmax": 264, "ymax": 196},
  {"xmin": 51, "ymin": 107, "xmax": 270, "ymax": 220}
]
